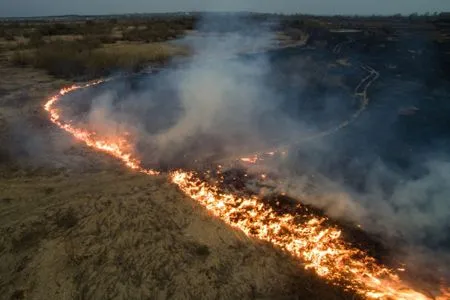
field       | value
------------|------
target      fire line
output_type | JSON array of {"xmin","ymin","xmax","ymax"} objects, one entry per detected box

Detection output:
[{"xmin": 44, "ymin": 81, "xmax": 448, "ymax": 300}]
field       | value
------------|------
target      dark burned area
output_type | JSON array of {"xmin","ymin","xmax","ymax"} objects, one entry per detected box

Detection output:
[{"xmin": 197, "ymin": 165, "xmax": 392, "ymax": 265}]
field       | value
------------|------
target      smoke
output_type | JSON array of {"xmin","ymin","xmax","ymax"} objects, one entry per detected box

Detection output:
[
  {"xmin": 75, "ymin": 16, "xmax": 292, "ymax": 169},
  {"xmin": 154, "ymin": 32, "xmax": 273, "ymax": 154},
  {"xmin": 279, "ymin": 150, "xmax": 450, "ymax": 248},
  {"xmin": 57, "ymin": 13, "xmax": 450, "ymax": 277},
  {"xmin": 361, "ymin": 158, "xmax": 450, "ymax": 245}
]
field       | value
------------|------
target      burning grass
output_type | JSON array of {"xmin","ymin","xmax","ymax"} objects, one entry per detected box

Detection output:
[{"xmin": 41, "ymin": 80, "xmax": 449, "ymax": 300}]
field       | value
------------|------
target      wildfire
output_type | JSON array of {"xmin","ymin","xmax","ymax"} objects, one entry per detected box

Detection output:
[
  {"xmin": 438, "ymin": 287, "xmax": 450, "ymax": 300},
  {"xmin": 43, "ymin": 82, "xmax": 447, "ymax": 300},
  {"xmin": 43, "ymin": 80, "xmax": 158, "ymax": 175},
  {"xmin": 170, "ymin": 171, "xmax": 434, "ymax": 300}
]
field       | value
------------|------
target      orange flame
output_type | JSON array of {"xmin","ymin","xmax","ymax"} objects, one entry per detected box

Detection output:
[
  {"xmin": 43, "ymin": 80, "xmax": 158, "ymax": 175},
  {"xmin": 44, "ymin": 82, "xmax": 447, "ymax": 300},
  {"xmin": 170, "ymin": 171, "xmax": 436, "ymax": 300},
  {"xmin": 240, "ymin": 155, "xmax": 259, "ymax": 164},
  {"xmin": 437, "ymin": 287, "xmax": 450, "ymax": 300}
]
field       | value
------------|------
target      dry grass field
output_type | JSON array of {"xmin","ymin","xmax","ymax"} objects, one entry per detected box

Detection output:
[
  {"xmin": 3, "ymin": 13, "xmax": 448, "ymax": 299},
  {"xmin": 0, "ymin": 47, "xmax": 357, "ymax": 300}
]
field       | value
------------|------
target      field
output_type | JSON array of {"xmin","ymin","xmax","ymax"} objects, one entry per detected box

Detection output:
[
  {"xmin": 1, "ymin": 13, "xmax": 449, "ymax": 300},
  {"xmin": 0, "ymin": 60, "xmax": 358, "ymax": 299}
]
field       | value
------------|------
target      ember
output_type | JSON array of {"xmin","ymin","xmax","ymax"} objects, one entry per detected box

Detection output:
[{"xmin": 240, "ymin": 155, "xmax": 259, "ymax": 164}]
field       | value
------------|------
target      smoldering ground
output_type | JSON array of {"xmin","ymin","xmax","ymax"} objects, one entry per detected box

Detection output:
[{"xmin": 54, "ymin": 14, "xmax": 450, "ymax": 280}]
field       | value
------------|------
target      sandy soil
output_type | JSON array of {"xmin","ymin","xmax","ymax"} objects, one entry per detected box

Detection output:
[{"xmin": 0, "ymin": 54, "xmax": 357, "ymax": 300}]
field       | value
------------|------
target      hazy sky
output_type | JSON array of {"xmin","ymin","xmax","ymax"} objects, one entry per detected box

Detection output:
[{"xmin": 0, "ymin": 0, "xmax": 449, "ymax": 18}]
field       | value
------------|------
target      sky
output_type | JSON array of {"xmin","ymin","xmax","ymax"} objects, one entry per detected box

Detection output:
[{"xmin": 0, "ymin": 0, "xmax": 449, "ymax": 18}]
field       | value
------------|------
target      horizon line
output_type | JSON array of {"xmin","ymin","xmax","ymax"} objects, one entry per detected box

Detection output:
[{"xmin": 1, "ymin": 10, "xmax": 448, "ymax": 20}]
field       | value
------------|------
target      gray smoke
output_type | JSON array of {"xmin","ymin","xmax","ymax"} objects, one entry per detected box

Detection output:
[{"xmin": 65, "ymin": 13, "xmax": 449, "ymax": 279}]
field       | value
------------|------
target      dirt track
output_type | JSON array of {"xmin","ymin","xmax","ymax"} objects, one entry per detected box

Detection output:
[{"xmin": 0, "ymin": 58, "xmax": 357, "ymax": 299}]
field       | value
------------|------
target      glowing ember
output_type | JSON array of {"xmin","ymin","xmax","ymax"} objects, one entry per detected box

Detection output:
[
  {"xmin": 437, "ymin": 287, "xmax": 450, "ymax": 300},
  {"xmin": 240, "ymin": 155, "xmax": 259, "ymax": 164},
  {"xmin": 43, "ymin": 82, "xmax": 447, "ymax": 300}
]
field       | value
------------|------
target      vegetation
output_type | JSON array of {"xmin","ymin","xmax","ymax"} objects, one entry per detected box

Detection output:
[
  {"xmin": 1, "ymin": 12, "xmax": 448, "ymax": 78},
  {"xmin": 1, "ymin": 16, "xmax": 195, "ymax": 78},
  {"xmin": 10, "ymin": 38, "xmax": 188, "ymax": 78}
]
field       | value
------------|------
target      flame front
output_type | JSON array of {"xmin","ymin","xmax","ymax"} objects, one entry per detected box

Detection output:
[
  {"xmin": 44, "ymin": 81, "xmax": 158, "ymax": 175},
  {"xmin": 170, "ymin": 171, "xmax": 434, "ymax": 300},
  {"xmin": 43, "ymin": 82, "xmax": 447, "ymax": 300}
]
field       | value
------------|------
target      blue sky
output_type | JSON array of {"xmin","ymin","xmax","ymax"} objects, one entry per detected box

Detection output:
[{"xmin": 1, "ymin": 0, "xmax": 449, "ymax": 17}]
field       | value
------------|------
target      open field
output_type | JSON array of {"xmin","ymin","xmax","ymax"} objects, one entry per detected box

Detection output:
[
  {"xmin": 1, "ymin": 13, "xmax": 450, "ymax": 300},
  {"xmin": 0, "ymin": 59, "xmax": 357, "ymax": 299}
]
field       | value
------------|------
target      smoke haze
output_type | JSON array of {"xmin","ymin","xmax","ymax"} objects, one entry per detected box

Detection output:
[{"xmin": 55, "ymin": 13, "xmax": 450, "ymax": 277}]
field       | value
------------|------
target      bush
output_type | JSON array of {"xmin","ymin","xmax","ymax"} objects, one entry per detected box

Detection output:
[
  {"xmin": 10, "ymin": 38, "xmax": 186, "ymax": 79},
  {"xmin": 11, "ymin": 50, "xmax": 33, "ymax": 66},
  {"xmin": 27, "ymin": 32, "xmax": 45, "ymax": 47},
  {"xmin": 38, "ymin": 23, "xmax": 79, "ymax": 36},
  {"xmin": 93, "ymin": 35, "xmax": 118, "ymax": 44},
  {"xmin": 32, "ymin": 40, "xmax": 99, "ymax": 78},
  {"xmin": 10, "ymin": 39, "xmax": 102, "ymax": 78},
  {"xmin": 122, "ymin": 28, "xmax": 177, "ymax": 42},
  {"xmin": 4, "ymin": 34, "xmax": 15, "ymax": 41}
]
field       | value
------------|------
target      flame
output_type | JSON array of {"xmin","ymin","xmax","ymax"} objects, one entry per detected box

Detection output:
[
  {"xmin": 43, "ymin": 82, "xmax": 448, "ymax": 300},
  {"xmin": 170, "ymin": 171, "xmax": 436, "ymax": 300},
  {"xmin": 240, "ymin": 155, "xmax": 259, "ymax": 164},
  {"xmin": 437, "ymin": 287, "xmax": 450, "ymax": 300},
  {"xmin": 43, "ymin": 80, "xmax": 158, "ymax": 175}
]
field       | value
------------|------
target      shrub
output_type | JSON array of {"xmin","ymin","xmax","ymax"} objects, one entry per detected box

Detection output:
[
  {"xmin": 27, "ymin": 32, "xmax": 45, "ymax": 47},
  {"xmin": 4, "ymin": 34, "xmax": 15, "ymax": 41},
  {"xmin": 10, "ymin": 39, "xmax": 103, "ymax": 78},
  {"xmin": 11, "ymin": 50, "xmax": 34, "ymax": 66},
  {"xmin": 11, "ymin": 37, "xmax": 187, "ymax": 79}
]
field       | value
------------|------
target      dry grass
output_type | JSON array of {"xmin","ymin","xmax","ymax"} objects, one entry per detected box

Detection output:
[
  {"xmin": 0, "ymin": 38, "xmax": 22, "ymax": 53},
  {"xmin": 8, "ymin": 39, "xmax": 189, "ymax": 79},
  {"xmin": 92, "ymin": 42, "xmax": 190, "ymax": 70},
  {"xmin": 44, "ymin": 35, "xmax": 85, "ymax": 42},
  {"xmin": 0, "ymin": 61, "xmax": 358, "ymax": 300},
  {"xmin": 97, "ymin": 42, "xmax": 189, "ymax": 58}
]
